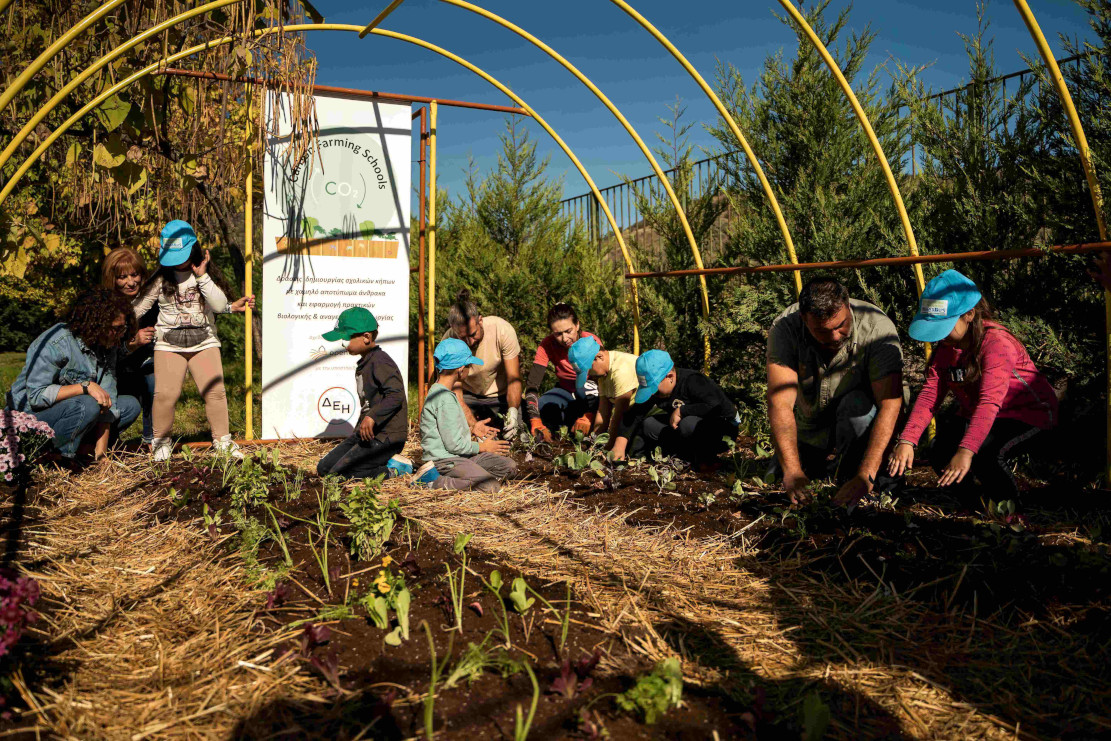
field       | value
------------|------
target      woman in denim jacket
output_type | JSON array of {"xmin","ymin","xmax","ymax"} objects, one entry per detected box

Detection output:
[{"xmin": 6, "ymin": 289, "xmax": 141, "ymax": 461}]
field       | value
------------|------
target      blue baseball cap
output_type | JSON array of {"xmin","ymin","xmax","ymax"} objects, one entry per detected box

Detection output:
[
  {"xmin": 159, "ymin": 220, "xmax": 197, "ymax": 267},
  {"xmin": 567, "ymin": 336, "xmax": 602, "ymax": 394},
  {"xmin": 433, "ymin": 338, "xmax": 484, "ymax": 371},
  {"xmin": 909, "ymin": 269, "xmax": 982, "ymax": 343},
  {"xmin": 634, "ymin": 349, "xmax": 674, "ymax": 404}
]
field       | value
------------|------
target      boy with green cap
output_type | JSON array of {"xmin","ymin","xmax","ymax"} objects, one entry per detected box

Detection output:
[
  {"xmin": 611, "ymin": 349, "xmax": 739, "ymax": 467},
  {"xmin": 317, "ymin": 307, "xmax": 411, "ymax": 480},
  {"xmin": 418, "ymin": 338, "xmax": 518, "ymax": 492}
]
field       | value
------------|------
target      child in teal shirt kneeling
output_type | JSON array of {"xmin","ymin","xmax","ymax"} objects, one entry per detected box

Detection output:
[{"xmin": 418, "ymin": 339, "xmax": 517, "ymax": 492}]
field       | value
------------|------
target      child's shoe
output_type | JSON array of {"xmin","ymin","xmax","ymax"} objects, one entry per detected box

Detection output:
[
  {"xmin": 387, "ymin": 455, "xmax": 413, "ymax": 478},
  {"xmin": 414, "ymin": 460, "xmax": 440, "ymax": 484},
  {"xmin": 151, "ymin": 438, "xmax": 173, "ymax": 462},
  {"xmin": 212, "ymin": 434, "xmax": 244, "ymax": 459}
]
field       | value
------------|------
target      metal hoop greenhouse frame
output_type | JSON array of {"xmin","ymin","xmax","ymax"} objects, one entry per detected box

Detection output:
[{"xmin": 0, "ymin": 0, "xmax": 1108, "ymax": 478}]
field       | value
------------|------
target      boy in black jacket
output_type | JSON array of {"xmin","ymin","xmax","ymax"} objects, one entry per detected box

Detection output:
[
  {"xmin": 317, "ymin": 307, "xmax": 411, "ymax": 480},
  {"xmin": 611, "ymin": 350, "xmax": 738, "ymax": 467}
]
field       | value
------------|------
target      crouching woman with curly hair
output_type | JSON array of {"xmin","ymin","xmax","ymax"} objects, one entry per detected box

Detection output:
[{"xmin": 5, "ymin": 289, "xmax": 141, "ymax": 461}]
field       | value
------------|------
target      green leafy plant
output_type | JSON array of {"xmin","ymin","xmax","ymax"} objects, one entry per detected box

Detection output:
[
  {"xmin": 444, "ymin": 533, "xmax": 473, "ymax": 632},
  {"xmin": 339, "ymin": 478, "xmax": 400, "ymax": 561},
  {"xmin": 444, "ymin": 636, "xmax": 522, "ymax": 689},
  {"xmin": 421, "ymin": 620, "xmax": 453, "ymax": 740},
  {"xmin": 514, "ymin": 660, "xmax": 540, "ymax": 741},
  {"xmin": 647, "ymin": 465, "xmax": 677, "ymax": 495},
  {"xmin": 615, "ymin": 658, "xmax": 683, "ymax": 724},
  {"xmin": 509, "ymin": 576, "xmax": 534, "ymax": 614},
  {"xmin": 480, "ymin": 570, "xmax": 513, "ymax": 647},
  {"xmin": 800, "ymin": 692, "xmax": 831, "ymax": 741}
]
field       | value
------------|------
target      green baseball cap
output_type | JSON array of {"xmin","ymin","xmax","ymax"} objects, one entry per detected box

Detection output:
[{"xmin": 322, "ymin": 307, "xmax": 378, "ymax": 341}]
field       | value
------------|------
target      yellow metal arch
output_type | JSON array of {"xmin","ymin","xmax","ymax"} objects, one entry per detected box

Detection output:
[
  {"xmin": 0, "ymin": 0, "xmax": 129, "ymax": 115},
  {"xmin": 434, "ymin": 0, "xmax": 711, "ymax": 363},
  {"xmin": 0, "ymin": 0, "xmax": 247, "ymax": 175},
  {"xmin": 1011, "ymin": 0, "xmax": 1110, "ymax": 480},
  {"xmin": 0, "ymin": 23, "xmax": 642, "ymax": 353},
  {"xmin": 609, "ymin": 0, "xmax": 802, "ymax": 295},
  {"xmin": 775, "ymin": 0, "xmax": 927, "ymax": 296}
]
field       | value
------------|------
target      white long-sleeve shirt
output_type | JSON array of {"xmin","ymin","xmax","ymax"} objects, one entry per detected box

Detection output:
[{"xmin": 133, "ymin": 272, "xmax": 227, "ymax": 353}]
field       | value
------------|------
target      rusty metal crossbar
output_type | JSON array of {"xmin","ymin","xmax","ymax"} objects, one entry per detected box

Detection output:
[{"xmin": 623, "ymin": 241, "xmax": 1111, "ymax": 280}]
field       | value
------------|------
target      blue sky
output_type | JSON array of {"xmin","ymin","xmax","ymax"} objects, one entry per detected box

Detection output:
[{"xmin": 305, "ymin": 0, "xmax": 1098, "ymax": 202}]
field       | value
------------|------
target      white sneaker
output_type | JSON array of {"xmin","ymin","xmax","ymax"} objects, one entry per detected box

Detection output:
[
  {"xmin": 212, "ymin": 435, "xmax": 244, "ymax": 459},
  {"xmin": 151, "ymin": 438, "xmax": 173, "ymax": 462}
]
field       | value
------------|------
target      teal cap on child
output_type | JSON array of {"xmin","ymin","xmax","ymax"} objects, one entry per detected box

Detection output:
[
  {"xmin": 322, "ymin": 307, "xmax": 378, "ymax": 341},
  {"xmin": 433, "ymin": 338, "xmax": 484, "ymax": 371},
  {"xmin": 908, "ymin": 269, "xmax": 982, "ymax": 343},
  {"xmin": 634, "ymin": 349, "xmax": 674, "ymax": 404},
  {"xmin": 567, "ymin": 336, "xmax": 602, "ymax": 395},
  {"xmin": 159, "ymin": 220, "xmax": 197, "ymax": 267}
]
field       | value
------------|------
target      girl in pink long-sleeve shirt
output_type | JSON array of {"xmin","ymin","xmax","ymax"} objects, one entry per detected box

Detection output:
[{"xmin": 889, "ymin": 270, "xmax": 1057, "ymax": 497}]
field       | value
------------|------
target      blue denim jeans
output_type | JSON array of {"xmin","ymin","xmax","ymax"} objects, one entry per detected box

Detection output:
[
  {"xmin": 538, "ymin": 387, "xmax": 598, "ymax": 431},
  {"xmin": 32, "ymin": 395, "xmax": 141, "ymax": 457},
  {"xmin": 118, "ymin": 366, "xmax": 155, "ymax": 443}
]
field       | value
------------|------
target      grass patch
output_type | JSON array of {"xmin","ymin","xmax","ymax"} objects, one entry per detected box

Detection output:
[
  {"xmin": 0, "ymin": 351, "xmax": 262, "ymax": 444},
  {"xmin": 0, "ymin": 352, "xmax": 24, "ymax": 396}
]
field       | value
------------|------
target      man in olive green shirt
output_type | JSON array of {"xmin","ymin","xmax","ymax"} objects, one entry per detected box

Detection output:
[{"xmin": 766, "ymin": 278, "xmax": 904, "ymax": 506}]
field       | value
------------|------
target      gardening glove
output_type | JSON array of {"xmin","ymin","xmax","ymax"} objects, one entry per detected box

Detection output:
[
  {"xmin": 571, "ymin": 414, "xmax": 593, "ymax": 436},
  {"xmin": 529, "ymin": 417, "xmax": 552, "ymax": 443},
  {"xmin": 501, "ymin": 407, "xmax": 521, "ymax": 440}
]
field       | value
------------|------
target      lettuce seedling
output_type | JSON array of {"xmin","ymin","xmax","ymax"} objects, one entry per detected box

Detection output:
[{"xmin": 616, "ymin": 658, "xmax": 683, "ymax": 724}]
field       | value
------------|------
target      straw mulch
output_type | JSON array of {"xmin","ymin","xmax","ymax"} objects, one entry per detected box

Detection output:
[
  {"xmin": 7, "ymin": 438, "xmax": 1107, "ymax": 739},
  {"xmin": 10, "ymin": 448, "xmax": 325, "ymax": 739}
]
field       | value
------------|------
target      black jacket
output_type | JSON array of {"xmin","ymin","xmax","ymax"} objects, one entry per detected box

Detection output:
[
  {"xmin": 355, "ymin": 347, "xmax": 408, "ymax": 444},
  {"xmin": 617, "ymin": 368, "xmax": 736, "ymax": 439}
]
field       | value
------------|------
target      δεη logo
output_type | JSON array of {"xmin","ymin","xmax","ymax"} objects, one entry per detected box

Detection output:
[{"xmin": 318, "ymin": 387, "xmax": 357, "ymax": 425}]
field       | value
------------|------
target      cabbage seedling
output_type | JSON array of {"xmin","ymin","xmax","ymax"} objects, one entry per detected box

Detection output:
[{"xmin": 509, "ymin": 577, "xmax": 534, "ymax": 614}]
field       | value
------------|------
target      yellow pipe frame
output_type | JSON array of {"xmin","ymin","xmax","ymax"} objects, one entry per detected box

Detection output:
[
  {"xmin": 244, "ymin": 80, "xmax": 254, "ymax": 441},
  {"xmin": 0, "ymin": 0, "xmax": 129, "ymax": 115},
  {"xmin": 775, "ymin": 0, "xmax": 926, "ymax": 296},
  {"xmin": 0, "ymin": 0, "xmax": 246, "ymax": 175},
  {"xmin": 428, "ymin": 100, "xmax": 437, "ymax": 360},
  {"xmin": 1012, "ymin": 0, "xmax": 1111, "ymax": 481},
  {"xmin": 610, "ymin": 0, "xmax": 802, "ymax": 296},
  {"xmin": 435, "ymin": 0, "xmax": 708, "ymax": 363},
  {"xmin": 0, "ymin": 23, "xmax": 642, "ymax": 354},
  {"xmin": 360, "ymin": 0, "xmax": 406, "ymax": 38}
]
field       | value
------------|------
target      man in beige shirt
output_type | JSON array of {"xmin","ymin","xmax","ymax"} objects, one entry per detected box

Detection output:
[
  {"xmin": 442, "ymin": 290, "xmax": 523, "ymax": 440},
  {"xmin": 766, "ymin": 278, "xmax": 904, "ymax": 506}
]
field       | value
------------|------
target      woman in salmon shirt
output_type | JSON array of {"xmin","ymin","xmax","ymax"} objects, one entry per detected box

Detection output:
[
  {"xmin": 888, "ymin": 270, "xmax": 1057, "ymax": 498},
  {"xmin": 524, "ymin": 303, "xmax": 601, "ymax": 441}
]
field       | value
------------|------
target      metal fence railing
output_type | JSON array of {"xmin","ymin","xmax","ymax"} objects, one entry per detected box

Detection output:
[{"xmin": 559, "ymin": 53, "xmax": 1087, "ymax": 262}]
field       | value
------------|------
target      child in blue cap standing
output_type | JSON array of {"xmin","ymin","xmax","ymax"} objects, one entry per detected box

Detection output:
[
  {"xmin": 887, "ymin": 270, "xmax": 1057, "ymax": 499},
  {"xmin": 611, "ymin": 349, "xmax": 739, "ymax": 468},
  {"xmin": 417, "ymin": 339, "xmax": 518, "ymax": 492},
  {"xmin": 317, "ymin": 307, "xmax": 411, "ymax": 480},
  {"xmin": 132, "ymin": 220, "xmax": 241, "ymax": 460}
]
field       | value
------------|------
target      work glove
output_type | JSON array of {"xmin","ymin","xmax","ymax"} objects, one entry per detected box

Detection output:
[
  {"xmin": 529, "ymin": 417, "xmax": 552, "ymax": 443},
  {"xmin": 571, "ymin": 414, "xmax": 593, "ymax": 436},
  {"xmin": 502, "ymin": 407, "xmax": 521, "ymax": 440}
]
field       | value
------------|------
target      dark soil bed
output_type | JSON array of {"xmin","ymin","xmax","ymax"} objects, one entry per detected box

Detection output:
[
  {"xmin": 142, "ymin": 455, "xmax": 753, "ymax": 740},
  {"xmin": 511, "ymin": 438, "xmax": 1111, "ymax": 623}
]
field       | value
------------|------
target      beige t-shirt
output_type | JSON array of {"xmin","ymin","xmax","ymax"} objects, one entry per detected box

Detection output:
[
  {"xmin": 598, "ymin": 350, "xmax": 639, "ymax": 401},
  {"xmin": 443, "ymin": 315, "xmax": 521, "ymax": 398}
]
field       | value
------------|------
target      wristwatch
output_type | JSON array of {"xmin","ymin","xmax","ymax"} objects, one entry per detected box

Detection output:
[{"xmin": 80, "ymin": 381, "xmax": 90, "ymax": 395}]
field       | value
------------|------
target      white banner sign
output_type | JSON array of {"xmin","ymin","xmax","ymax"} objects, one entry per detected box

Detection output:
[{"xmin": 261, "ymin": 94, "xmax": 411, "ymax": 438}]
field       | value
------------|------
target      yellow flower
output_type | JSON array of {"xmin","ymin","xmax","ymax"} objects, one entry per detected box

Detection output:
[
  {"xmin": 381, "ymin": 555, "xmax": 394, "ymax": 567},
  {"xmin": 377, "ymin": 581, "xmax": 392, "ymax": 594}
]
